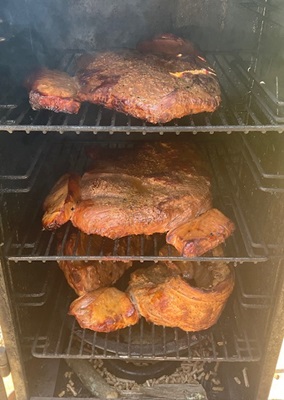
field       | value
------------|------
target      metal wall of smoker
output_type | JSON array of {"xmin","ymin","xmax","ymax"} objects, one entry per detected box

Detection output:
[{"xmin": 3, "ymin": 0, "xmax": 257, "ymax": 51}]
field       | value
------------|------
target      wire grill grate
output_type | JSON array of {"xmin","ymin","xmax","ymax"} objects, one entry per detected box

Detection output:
[
  {"xmin": 0, "ymin": 52, "xmax": 283, "ymax": 134},
  {"xmin": 31, "ymin": 276, "xmax": 261, "ymax": 362},
  {"xmin": 2, "ymin": 137, "xmax": 283, "ymax": 261}
]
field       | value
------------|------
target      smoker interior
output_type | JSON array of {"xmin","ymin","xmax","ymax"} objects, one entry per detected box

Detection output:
[{"xmin": 0, "ymin": 1, "xmax": 284, "ymax": 400}]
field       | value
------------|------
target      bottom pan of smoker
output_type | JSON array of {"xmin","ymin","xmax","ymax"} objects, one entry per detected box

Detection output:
[
  {"xmin": 102, "ymin": 358, "xmax": 181, "ymax": 383},
  {"xmin": 26, "ymin": 356, "xmax": 249, "ymax": 399},
  {"xmin": 47, "ymin": 358, "xmax": 244, "ymax": 400}
]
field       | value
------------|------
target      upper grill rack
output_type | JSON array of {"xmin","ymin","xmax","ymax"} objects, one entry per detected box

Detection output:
[{"xmin": 0, "ymin": 51, "xmax": 283, "ymax": 134}]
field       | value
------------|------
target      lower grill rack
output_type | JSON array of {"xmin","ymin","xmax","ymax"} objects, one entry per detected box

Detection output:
[{"xmin": 31, "ymin": 276, "xmax": 261, "ymax": 362}]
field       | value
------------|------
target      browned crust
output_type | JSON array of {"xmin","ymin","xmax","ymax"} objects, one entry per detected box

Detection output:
[
  {"xmin": 26, "ymin": 35, "xmax": 221, "ymax": 123},
  {"xmin": 57, "ymin": 232, "xmax": 133, "ymax": 296},
  {"xmin": 42, "ymin": 143, "xmax": 235, "ymax": 258},
  {"xmin": 128, "ymin": 261, "xmax": 235, "ymax": 332},
  {"xmin": 29, "ymin": 91, "xmax": 81, "ymax": 114},
  {"xmin": 76, "ymin": 50, "xmax": 221, "ymax": 124},
  {"xmin": 26, "ymin": 68, "xmax": 81, "ymax": 114},
  {"xmin": 69, "ymin": 287, "xmax": 140, "ymax": 332},
  {"xmin": 42, "ymin": 174, "xmax": 81, "ymax": 230},
  {"xmin": 166, "ymin": 208, "xmax": 235, "ymax": 257},
  {"xmin": 25, "ymin": 68, "xmax": 79, "ymax": 97}
]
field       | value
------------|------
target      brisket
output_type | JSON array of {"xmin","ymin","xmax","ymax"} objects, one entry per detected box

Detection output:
[
  {"xmin": 128, "ymin": 249, "xmax": 235, "ymax": 331},
  {"xmin": 69, "ymin": 287, "xmax": 140, "ymax": 332},
  {"xmin": 166, "ymin": 208, "xmax": 236, "ymax": 257},
  {"xmin": 42, "ymin": 141, "xmax": 234, "ymax": 257},
  {"xmin": 26, "ymin": 69, "xmax": 80, "ymax": 114},
  {"xmin": 57, "ymin": 232, "xmax": 134, "ymax": 296},
  {"xmin": 26, "ymin": 34, "xmax": 221, "ymax": 124},
  {"xmin": 68, "ymin": 247, "xmax": 234, "ymax": 333}
]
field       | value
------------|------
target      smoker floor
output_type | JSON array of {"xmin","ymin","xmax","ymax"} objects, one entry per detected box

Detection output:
[
  {"xmin": 55, "ymin": 359, "xmax": 225, "ymax": 399},
  {"xmin": 27, "ymin": 357, "xmax": 251, "ymax": 400}
]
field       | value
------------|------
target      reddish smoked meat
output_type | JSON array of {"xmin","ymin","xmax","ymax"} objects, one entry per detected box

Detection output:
[
  {"xmin": 136, "ymin": 33, "xmax": 198, "ymax": 56},
  {"xmin": 69, "ymin": 247, "xmax": 234, "ymax": 333},
  {"xmin": 57, "ymin": 232, "xmax": 134, "ymax": 296},
  {"xmin": 26, "ymin": 69, "xmax": 81, "ymax": 114},
  {"xmin": 166, "ymin": 208, "xmax": 235, "ymax": 257},
  {"xmin": 57, "ymin": 231, "xmax": 154, "ymax": 296},
  {"xmin": 26, "ymin": 34, "xmax": 221, "ymax": 124},
  {"xmin": 128, "ymin": 252, "xmax": 235, "ymax": 332},
  {"xmin": 42, "ymin": 174, "xmax": 80, "ymax": 230},
  {"xmin": 42, "ymin": 142, "xmax": 235, "ymax": 257},
  {"xmin": 69, "ymin": 287, "xmax": 140, "ymax": 332}
]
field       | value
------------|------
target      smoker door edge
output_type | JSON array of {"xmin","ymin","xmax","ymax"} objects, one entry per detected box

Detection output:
[
  {"xmin": 254, "ymin": 260, "xmax": 284, "ymax": 400},
  {"xmin": 0, "ymin": 258, "xmax": 29, "ymax": 400}
]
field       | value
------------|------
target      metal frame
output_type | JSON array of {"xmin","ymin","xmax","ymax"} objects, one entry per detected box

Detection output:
[
  {"xmin": 30, "ymin": 273, "xmax": 261, "ymax": 362},
  {"xmin": 1, "ymin": 137, "xmax": 281, "ymax": 263},
  {"xmin": 0, "ymin": 258, "xmax": 29, "ymax": 400},
  {"xmin": 0, "ymin": 2, "xmax": 283, "ymax": 394}
]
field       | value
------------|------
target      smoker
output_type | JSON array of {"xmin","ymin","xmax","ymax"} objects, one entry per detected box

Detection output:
[{"xmin": 0, "ymin": 1, "xmax": 284, "ymax": 399}]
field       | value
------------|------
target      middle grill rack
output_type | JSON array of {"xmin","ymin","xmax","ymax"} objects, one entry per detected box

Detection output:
[{"xmin": 3, "ymin": 136, "xmax": 283, "ymax": 262}]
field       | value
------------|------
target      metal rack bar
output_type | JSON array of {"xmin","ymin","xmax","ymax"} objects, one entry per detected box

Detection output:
[
  {"xmin": 3, "ymin": 137, "xmax": 280, "ymax": 261},
  {"xmin": 211, "ymin": 143, "xmax": 270, "ymax": 255},
  {"xmin": 1, "ymin": 122, "xmax": 284, "ymax": 134},
  {"xmin": 239, "ymin": 135, "xmax": 284, "ymax": 193},
  {"xmin": 0, "ymin": 52, "xmax": 283, "ymax": 134},
  {"xmin": 30, "ymin": 275, "xmax": 261, "ymax": 361},
  {"xmin": 7, "ymin": 260, "xmax": 260, "ymax": 362},
  {"xmin": 234, "ymin": 55, "xmax": 284, "ymax": 107},
  {"xmin": 15, "ymin": 269, "xmax": 56, "ymax": 307},
  {"xmin": 240, "ymin": 1, "xmax": 284, "ymax": 29},
  {"xmin": 0, "ymin": 139, "xmax": 50, "ymax": 193},
  {"xmin": 242, "ymin": 135, "xmax": 284, "ymax": 179}
]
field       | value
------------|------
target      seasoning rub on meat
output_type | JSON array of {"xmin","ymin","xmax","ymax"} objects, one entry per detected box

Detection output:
[
  {"xmin": 43, "ymin": 141, "xmax": 235, "ymax": 258},
  {"xmin": 26, "ymin": 33, "xmax": 221, "ymax": 124},
  {"xmin": 69, "ymin": 247, "xmax": 234, "ymax": 333}
]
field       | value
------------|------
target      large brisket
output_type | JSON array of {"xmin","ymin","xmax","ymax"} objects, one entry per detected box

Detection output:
[
  {"xmin": 69, "ymin": 247, "xmax": 234, "ymax": 333},
  {"xmin": 128, "ymin": 254, "xmax": 234, "ymax": 332},
  {"xmin": 43, "ymin": 141, "xmax": 234, "ymax": 257},
  {"xmin": 27, "ymin": 34, "xmax": 221, "ymax": 124}
]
